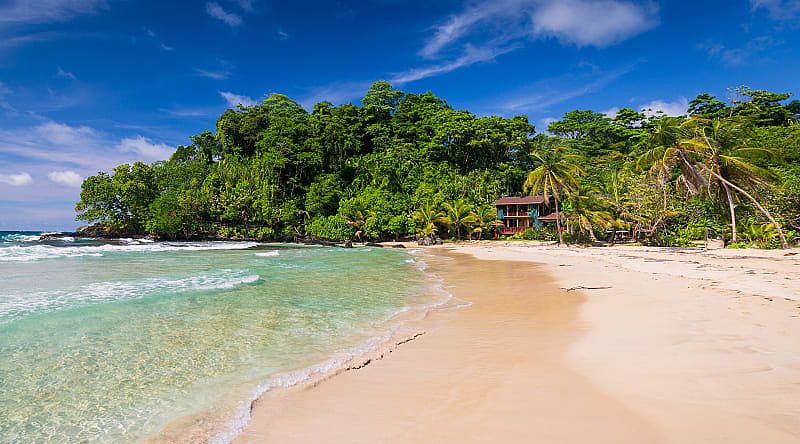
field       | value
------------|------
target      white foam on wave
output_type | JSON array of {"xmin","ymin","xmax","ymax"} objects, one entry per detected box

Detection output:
[
  {"xmin": 0, "ymin": 271, "xmax": 260, "ymax": 322},
  {"xmin": 1, "ymin": 233, "xmax": 41, "ymax": 243},
  {"xmin": 0, "ymin": 241, "xmax": 258, "ymax": 262},
  {"xmin": 254, "ymin": 251, "xmax": 279, "ymax": 257}
]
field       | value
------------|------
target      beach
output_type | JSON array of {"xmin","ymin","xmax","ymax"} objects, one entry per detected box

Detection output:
[{"xmin": 235, "ymin": 243, "xmax": 800, "ymax": 443}]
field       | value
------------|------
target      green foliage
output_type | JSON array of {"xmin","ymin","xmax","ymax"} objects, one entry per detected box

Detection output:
[
  {"xmin": 307, "ymin": 215, "xmax": 355, "ymax": 241},
  {"xmin": 74, "ymin": 82, "xmax": 800, "ymax": 248}
]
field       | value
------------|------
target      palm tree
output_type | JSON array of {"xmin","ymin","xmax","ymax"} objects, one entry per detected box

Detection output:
[
  {"xmin": 638, "ymin": 116, "xmax": 788, "ymax": 248},
  {"xmin": 564, "ymin": 185, "xmax": 614, "ymax": 242},
  {"xmin": 523, "ymin": 144, "xmax": 583, "ymax": 244},
  {"xmin": 471, "ymin": 205, "xmax": 502, "ymax": 240},
  {"xmin": 412, "ymin": 200, "xmax": 442, "ymax": 240},
  {"xmin": 688, "ymin": 118, "xmax": 777, "ymax": 243},
  {"xmin": 439, "ymin": 199, "xmax": 478, "ymax": 240}
]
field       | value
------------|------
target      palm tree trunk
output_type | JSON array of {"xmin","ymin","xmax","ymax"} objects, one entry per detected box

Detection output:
[
  {"xmin": 721, "ymin": 183, "xmax": 737, "ymax": 242},
  {"xmin": 554, "ymin": 195, "xmax": 564, "ymax": 245},
  {"xmin": 704, "ymin": 167, "xmax": 789, "ymax": 249}
]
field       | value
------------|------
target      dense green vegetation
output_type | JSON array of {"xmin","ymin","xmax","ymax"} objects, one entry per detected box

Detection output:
[{"xmin": 76, "ymin": 82, "xmax": 800, "ymax": 248}]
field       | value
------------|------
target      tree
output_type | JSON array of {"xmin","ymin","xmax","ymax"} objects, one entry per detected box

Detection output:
[
  {"xmin": 564, "ymin": 185, "xmax": 614, "ymax": 242},
  {"xmin": 523, "ymin": 142, "xmax": 583, "ymax": 244},
  {"xmin": 639, "ymin": 117, "xmax": 789, "ymax": 248},
  {"xmin": 438, "ymin": 199, "xmax": 477, "ymax": 240},
  {"xmin": 471, "ymin": 204, "xmax": 502, "ymax": 240}
]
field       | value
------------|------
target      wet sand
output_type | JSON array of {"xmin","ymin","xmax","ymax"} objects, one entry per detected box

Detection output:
[{"xmin": 234, "ymin": 251, "xmax": 661, "ymax": 443}]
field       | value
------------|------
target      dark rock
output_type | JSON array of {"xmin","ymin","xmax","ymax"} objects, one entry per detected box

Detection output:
[
  {"xmin": 343, "ymin": 240, "xmax": 353, "ymax": 248},
  {"xmin": 391, "ymin": 244, "xmax": 405, "ymax": 248},
  {"xmin": 365, "ymin": 242, "xmax": 383, "ymax": 247},
  {"xmin": 434, "ymin": 237, "xmax": 443, "ymax": 245}
]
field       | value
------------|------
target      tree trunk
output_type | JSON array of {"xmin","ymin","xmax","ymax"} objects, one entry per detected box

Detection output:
[
  {"xmin": 554, "ymin": 196, "xmax": 564, "ymax": 245},
  {"xmin": 721, "ymin": 183, "xmax": 737, "ymax": 242},
  {"xmin": 704, "ymin": 168, "xmax": 789, "ymax": 249}
]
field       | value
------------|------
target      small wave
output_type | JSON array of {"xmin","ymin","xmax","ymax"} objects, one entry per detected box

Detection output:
[
  {"xmin": 0, "ymin": 271, "xmax": 260, "ymax": 322},
  {"xmin": 254, "ymin": 251, "xmax": 280, "ymax": 257},
  {"xmin": 1, "ymin": 233, "xmax": 41, "ymax": 243},
  {"xmin": 0, "ymin": 241, "xmax": 258, "ymax": 262}
]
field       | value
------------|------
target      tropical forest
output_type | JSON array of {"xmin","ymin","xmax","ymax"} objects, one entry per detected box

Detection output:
[{"xmin": 75, "ymin": 81, "xmax": 800, "ymax": 248}]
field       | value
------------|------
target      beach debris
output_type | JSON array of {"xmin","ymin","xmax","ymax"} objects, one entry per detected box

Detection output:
[{"xmin": 562, "ymin": 286, "xmax": 612, "ymax": 292}]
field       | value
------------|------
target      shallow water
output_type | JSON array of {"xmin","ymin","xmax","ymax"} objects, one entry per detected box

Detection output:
[{"xmin": 0, "ymin": 232, "xmax": 437, "ymax": 442}]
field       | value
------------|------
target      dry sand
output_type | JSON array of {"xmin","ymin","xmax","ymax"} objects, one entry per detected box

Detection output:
[{"xmin": 234, "ymin": 243, "xmax": 800, "ymax": 444}]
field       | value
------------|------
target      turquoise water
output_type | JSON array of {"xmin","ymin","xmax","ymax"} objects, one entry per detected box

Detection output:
[{"xmin": 0, "ymin": 232, "xmax": 437, "ymax": 442}]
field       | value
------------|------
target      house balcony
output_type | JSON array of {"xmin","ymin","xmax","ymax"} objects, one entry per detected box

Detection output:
[
  {"xmin": 501, "ymin": 211, "xmax": 533, "ymax": 217},
  {"xmin": 499, "ymin": 226, "xmax": 527, "ymax": 235}
]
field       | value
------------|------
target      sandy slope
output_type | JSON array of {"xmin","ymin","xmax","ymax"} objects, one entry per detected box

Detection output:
[{"xmin": 233, "ymin": 243, "xmax": 800, "ymax": 443}]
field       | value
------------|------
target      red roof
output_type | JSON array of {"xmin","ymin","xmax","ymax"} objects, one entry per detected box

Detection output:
[
  {"xmin": 537, "ymin": 211, "xmax": 561, "ymax": 221},
  {"xmin": 492, "ymin": 196, "xmax": 546, "ymax": 205}
]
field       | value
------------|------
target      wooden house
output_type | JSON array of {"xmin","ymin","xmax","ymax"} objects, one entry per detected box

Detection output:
[{"xmin": 492, "ymin": 196, "xmax": 559, "ymax": 235}]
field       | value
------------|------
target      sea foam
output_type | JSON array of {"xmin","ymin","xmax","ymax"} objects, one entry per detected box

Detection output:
[
  {"xmin": 0, "ymin": 271, "xmax": 260, "ymax": 322},
  {"xmin": 0, "ymin": 241, "xmax": 258, "ymax": 262}
]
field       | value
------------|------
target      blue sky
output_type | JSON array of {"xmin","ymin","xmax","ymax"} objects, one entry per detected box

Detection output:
[{"xmin": 1, "ymin": 0, "xmax": 800, "ymax": 230}]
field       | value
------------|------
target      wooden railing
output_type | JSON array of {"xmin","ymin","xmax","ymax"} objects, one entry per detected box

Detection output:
[{"xmin": 499, "ymin": 226, "xmax": 527, "ymax": 234}]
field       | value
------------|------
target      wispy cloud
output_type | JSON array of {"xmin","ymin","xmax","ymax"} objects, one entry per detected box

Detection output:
[
  {"xmin": 205, "ymin": 2, "xmax": 242, "ymax": 27},
  {"xmin": 0, "ymin": 0, "xmax": 108, "ymax": 28},
  {"xmin": 750, "ymin": 0, "xmax": 800, "ymax": 20},
  {"xmin": 0, "ymin": 172, "xmax": 32, "ymax": 186},
  {"xmin": 47, "ymin": 170, "xmax": 83, "ymax": 187},
  {"xmin": 0, "ymin": 31, "xmax": 63, "ymax": 49},
  {"xmin": 144, "ymin": 27, "xmax": 157, "ymax": 38},
  {"xmin": 219, "ymin": 91, "xmax": 257, "ymax": 107},
  {"xmin": 235, "ymin": 0, "xmax": 255, "ymax": 13},
  {"xmin": 392, "ymin": 43, "xmax": 519, "ymax": 84},
  {"xmin": 55, "ymin": 66, "xmax": 77, "ymax": 81},
  {"xmin": 490, "ymin": 63, "xmax": 636, "ymax": 114},
  {"xmin": 194, "ymin": 68, "xmax": 230, "ymax": 80},
  {"xmin": 160, "ymin": 43, "xmax": 174, "ymax": 51},
  {"xmin": 422, "ymin": 0, "xmax": 658, "ymax": 59},
  {"xmin": 699, "ymin": 36, "xmax": 778, "ymax": 66},
  {"xmin": 276, "ymin": 29, "xmax": 289, "ymax": 40}
]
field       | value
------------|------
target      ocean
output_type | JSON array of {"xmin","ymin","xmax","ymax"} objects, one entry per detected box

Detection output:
[{"xmin": 0, "ymin": 231, "xmax": 443, "ymax": 442}]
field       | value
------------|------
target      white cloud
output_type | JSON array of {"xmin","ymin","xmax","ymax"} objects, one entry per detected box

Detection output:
[
  {"xmin": 116, "ymin": 136, "xmax": 174, "ymax": 160},
  {"xmin": 640, "ymin": 97, "xmax": 688, "ymax": 117},
  {"xmin": 35, "ymin": 121, "xmax": 96, "ymax": 145},
  {"xmin": 531, "ymin": 0, "xmax": 659, "ymax": 47},
  {"xmin": 0, "ymin": 0, "xmax": 108, "ymax": 27},
  {"xmin": 56, "ymin": 66, "xmax": 77, "ymax": 80},
  {"xmin": 219, "ymin": 91, "xmax": 257, "ymax": 107},
  {"xmin": 422, "ymin": 0, "xmax": 657, "ymax": 59},
  {"xmin": 205, "ymin": 2, "xmax": 242, "ymax": 26},
  {"xmin": 602, "ymin": 107, "xmax": 620, "ymax": 118},
  {"xmin": 47, "ymin": 170, "xmax": 83, "ymax": 187},
  {"xmin": 277, "ymin": 29, "xmax": 289, "ymax": 40},
  {"xmin": 0, "ymin": 172, "xmax": 32, "ymax": 186},
  {"xmin": 160, "ymin": 43, "xmax": 174, "ymax": 51},
  {"xmin": 750, "ymin": 0, "xmax": 800, "ymax": 19},
  {"xmin": 392, "ymin": 43, "xmax": 519, "ymax": 84},
  {"xmin": 144, "ymin": 27, "xmax": 156, "ymax": 37}
]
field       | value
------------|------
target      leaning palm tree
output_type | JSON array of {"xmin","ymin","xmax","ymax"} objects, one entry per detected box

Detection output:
[
  {"xmin": 343, "ymin": 209, "xmax": 367, "ymax": 241},
  {"xmin": 638, "ymin": 116, "xmax": 788, "ymax": 248},
  {"xmin": 439, "ymin": 199, "xmax": 478, "ymax": 240},
  {"xmin": 523, "ymin": 144, "xmax": 583, "ymax": 244},
  {"xmin": 564, "ymin": 185, "xmax": 614, "ymax": 242},
  {"xmin": 688, "ymin": 118, "xmax": 777, "ymax": 243}
]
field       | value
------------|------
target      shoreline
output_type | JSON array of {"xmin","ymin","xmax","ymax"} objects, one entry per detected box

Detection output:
[{"xmin": 230, "ymin": 243, "xmax": 800, "ymax": 443}]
